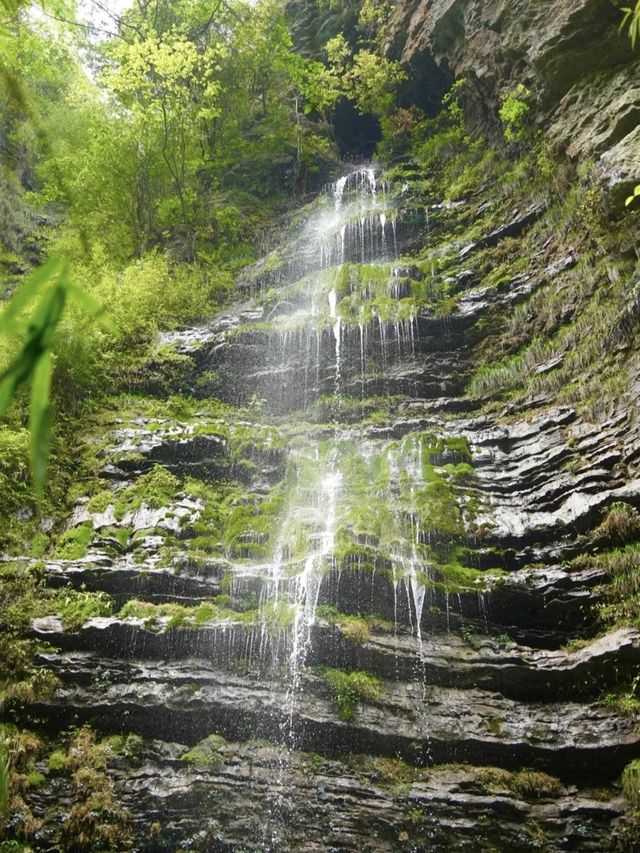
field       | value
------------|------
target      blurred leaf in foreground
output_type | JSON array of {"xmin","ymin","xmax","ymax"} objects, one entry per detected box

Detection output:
[{"xmin": 0, "ymin": 258, "xmax": 113, "ymax": 491}]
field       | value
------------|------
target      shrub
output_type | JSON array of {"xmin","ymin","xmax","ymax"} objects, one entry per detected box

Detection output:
[
  {"xmin": 622, "ymin": 759, "xmax": 640, "ymax": 807},
  {"xmin": 321, "ymin": 668, "xmax": 384, "ymax": 722},
  {"xmin": 596, "ymin": 503, "xmax": 640, "ymax": 545},
  {"xmin": 499, "ymin": 84, "xmax": 531, "ymax": 142}
]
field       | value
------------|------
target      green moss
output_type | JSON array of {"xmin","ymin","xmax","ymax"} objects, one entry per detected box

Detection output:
[
  {"xmin": 50, "ymin": 589, "xmax": 113, "ymax": 630},
  {"xmin": 53, "ymin": 727, "xmax": 133, "ymax": 848},
  {"xmin": 114, "ymin": 465, "xmax": 180, "ymax": 520},
  {"xmin": 260, "ymin": 600, "xmax": 296, "ymax": 635},
  {"xmin": 180, "ymin": 734, "xmax": 227, "ymax": 768},
  {"xmin": 97, "ymin": 525, "xmax": 131, "ymax": 550},
  {"xmin": 574, "ymin": 542, "xmax": 640, "ymax": 629},
  {"xmin": 316, "ymin": 605, "xmax": 393, "ymax": 642},
  {"xmin": 222, "ymin": 486, "xmax": 286, "ymax": 560},
  {"xmin": 47, "ymin": 749, "xmax": 67, "ymax": 772},
  {"xmin": 474, "ymin": 766, "xmax": 562, "ymax": 798},
  {"xmin": 622, "ymin": 759, "xmax": 640, "ymax": 807},
  {"xmin": 320, "ymin": 667, "xmax": 384, "ymax": 722},
  {"xmin": 348, "ymin": 754, "xmax": 425, "ymax": 789},
  {"xmin": 25, "ymin": 770, "xmax": 46, "ymax": 788},
  {"xmin": 0, "ymin": 428, "xmax": 33, "ymax": 521},
  {"xmin": 602, "ymin": 688, "xmax": 640, "ymax": 718},
  {"xmin": 596, "ymin": 503, "xmax": 640, "ymax": 545},
  {"xmin": 119, "ymin": 599, "xmax": 257, "ymax": 631},
  {"xmin": 53, "ymin": 522, "xmax": 93, "ymax": 560},
  {"xmin": 87, "ymin": 489, "xmax": 114, "ymax": 514}
]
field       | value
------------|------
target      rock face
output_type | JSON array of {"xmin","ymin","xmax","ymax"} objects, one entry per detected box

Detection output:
[
  {"xmin": 7, "ymin": 163, "xmax": 640, "ymax": 850},
  {"xmin": 388, "ymin": 0, "xmax": 640, "ymax": 199}
]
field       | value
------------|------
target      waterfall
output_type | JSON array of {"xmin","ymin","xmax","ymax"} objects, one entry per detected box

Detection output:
[{"xmin": 239, "ymin": 168, "xmax": 455, "ymax": 739}]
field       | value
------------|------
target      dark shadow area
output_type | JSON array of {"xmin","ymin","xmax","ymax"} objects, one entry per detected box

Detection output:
[{"xmin": 332, "ymin": 98, "xmax": 381, "ymax": 159}]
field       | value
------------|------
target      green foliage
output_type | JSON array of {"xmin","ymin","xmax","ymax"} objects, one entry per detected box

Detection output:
[
  {"xmin": 0, "ymin": 428, "xmax": 30, "ymax": 518},
  {"xmin": 0, "ymin": 259, "xmax": 112, "ymax": 489},
  {"xmin": 442, "ymin": 77, "xmax": 468, "ymax": 128},
  {"xmin": 583, "ymin": 539, "xmax": 640, "ymax": 629},
  {"xmin": 499, "ymin": 84, "xmax": 531, "ymax": 142},
  {"xmin": 621, "ymin": 2, "xmax": 640, "ymax": 48},
  {"xmin": 603, "ymin": 682, "xmax": 640, "ymax": 717},
  {"xmin": 49, "ymin": 589, "xmax": 113, "ymax": 631},
  {"xmin": 56, "ymin": 727, "xmax": 133, "ymax": 850},
  {"xmin": 320, "ymin": 667, "xmax": 384, "ymax": 722},
  {"xmin": 626, "ymin": 184, "xmax": 640, "ymax": 207},
  {"xmin": 119, "ymin": 598, "xmax": 256, "ymax": 631},
  {"xmin": 596, "ymin": 503, "xmax": 640, "ymax": 545},
  {"xmin": 114, "ymin": 465, "xmax": 180, "ymax": 519},
  {"xmin": 0, "ymin": 562, "xmax": 60, "ymax": 711},
  {"xmin": 474, "ymin": 766, "xmax": 562, "ymax": 798},
  {"xmin": 47, "ymin": 749, "xmax": 67, "ymax": 773},
  {"xmin": 53, "ymin": 522, "xmax": 93, "ymax": 560},
  {"xmin": 313, "ymin": 31, "xmax": 406, "ymax": 119},
  {"xmin": 622, "ymin": 759, "xmax": 640, "ymax": 806},
  {"xmin": 0, "ymin": 739, "xmax": 7, "ymax": 827},
  {"xmin": 0, "ymin": 724, "xmax": 44, "ymax": 839}
]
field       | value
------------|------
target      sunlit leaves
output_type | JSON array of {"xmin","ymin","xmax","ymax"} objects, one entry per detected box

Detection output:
[
  {"xmin": 316, "ymin": 34, "xmax": 405, "ymax": 118},
  {"xmin": 626, "ymin": 184, "xmax": 640, "ymax": 207},
  {"xmin": 106, "ymin": 31, "xmax": 225, "ymax": 123}
]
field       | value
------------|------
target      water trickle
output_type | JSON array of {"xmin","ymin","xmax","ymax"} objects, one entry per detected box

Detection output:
[{"xmin": 216, "ymin": 165, "xmax": 478, "ymax": 781}]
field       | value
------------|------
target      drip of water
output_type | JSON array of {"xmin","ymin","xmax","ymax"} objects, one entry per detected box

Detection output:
[{"xmin": 285, "ymin": 465, "xmax": 342, "ymax": 730}]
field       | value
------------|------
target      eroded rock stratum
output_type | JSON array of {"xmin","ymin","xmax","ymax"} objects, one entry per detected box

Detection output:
[
  {"xmin": 3, "ymin": 149, "xmax": 638, "ymax": 853},
  {"xmin": 388, "ymin": 0, "xmax": 640, "ymax": 202}
]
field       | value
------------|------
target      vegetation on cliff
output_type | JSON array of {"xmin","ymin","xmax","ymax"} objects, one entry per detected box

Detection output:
[{"xmin": 1, "ymin": 0, "xmax": 640, "ymax": 849}]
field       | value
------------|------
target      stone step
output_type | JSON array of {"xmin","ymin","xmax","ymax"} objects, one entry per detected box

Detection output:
[
  {"xmin": 24, "ymin": 737, "xmax": 628, "ymax": 852},
  {"xmin": 44, "ymin": 558, "xmax": 604, "ymax": 648},
  {"xmin": 32, "ymin": 620, "xmax": 640, "ymax": 703},
  {"xmin": 27, "ymin": 654, "xmax": 640, "ymax": 783},
  {"xmin": 45, "ymin": 561, "xmax": 224, "ymax": 605}
]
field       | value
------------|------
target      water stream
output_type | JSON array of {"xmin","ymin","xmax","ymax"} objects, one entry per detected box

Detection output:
[{"xmin": 246, "ymin": 169, "xmax": 438, "ymax": 699}]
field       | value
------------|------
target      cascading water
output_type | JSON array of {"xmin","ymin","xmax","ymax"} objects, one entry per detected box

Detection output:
[
  {"xmin": 194, "ymin": 166, "xmax": 484, "ymax": 850},
  {"xmin": 247, "ymin": 170, "xmax": 439, "ymax": 711}
]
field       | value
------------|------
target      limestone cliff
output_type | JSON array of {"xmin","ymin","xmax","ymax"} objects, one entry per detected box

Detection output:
[{"xmin": 388, "ymin": 0, "xmax": 640, "ymax": 200}]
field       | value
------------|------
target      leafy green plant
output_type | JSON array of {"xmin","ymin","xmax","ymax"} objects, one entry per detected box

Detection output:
[
  {"xmin": 626, "ymin": 184, "xmax": 640, "ymax": 207},
  {"xmin": 47, "ymin": 749, "xmax": 67, "ymax": 772},
  {"xmin": 596, "ymin": 502, "xmax": 640, "ymax": 544},
  {"xmin": 442, "ymin": 77, "xmax": 468, "ymax": 128},
  {"xmin": 0, "ymin": 739, "xmax": 8, "ymax": 828},
  {"xmin": 0, "ymin": 259, "xmax": 112, "ymax": 490},
  {"xmin": 320, "ymin": 667, "xmax": 384, "ymax": 722},
  {"xmin": 622, "ymin": 759, "xmax": 640, "ymax": 806},
  {"xmin": 499, "ymin": 84, "xmax": 531, "ymax": 142},
  {"xmin": 180, "ymin": 734, "xmax": 227, "ymax": 768},
  {"xmin": 621, "ymin": 2, "xmax": 640, "ymax": 48}
]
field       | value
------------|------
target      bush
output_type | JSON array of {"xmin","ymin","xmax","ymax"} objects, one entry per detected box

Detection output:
[
  {"xmin": 321, "ymin": 668, "xmax": 384, "ymax": 722},
  {"xmin": 622, "ymin": 759, "xmax": 640, "ymax": 807},
  {"xmin": 0, "ymin": 428, "xmax": 31, "ymax": 518},
  {"xmin": 597, "ymin": 503, "xmax": 640, "ymax": 545},
  {"xmin": 499, "ymin": 84, "xmax": 531, "ymax": 142}
]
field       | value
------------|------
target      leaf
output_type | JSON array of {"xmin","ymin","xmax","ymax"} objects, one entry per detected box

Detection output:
[
  {"xmin": 626, "ymin": 185, "xmax": 640, "ymax": 207},
  {"xmin": 30, "ymin": 282, "xmax": 67, "ymax": 351},
  {"xmin": 0, "ymin": 258, "xmax": 65, "ymax": 330},
  {"xmin": 0, "ymin": 347, "xmax": 37, "ymax": 415},
  {"xmin": 29, "ymin": 350, "xmax": 53, "ymax": 493}
]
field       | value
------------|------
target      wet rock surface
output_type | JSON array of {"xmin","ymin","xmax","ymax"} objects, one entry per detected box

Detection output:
[
  {"xmin": 26, "ymin": 738, "xmax": 631, "ymax": 852},
  {"xmin": 10, "ymin": 169, "xmax": 640, "ymax": 850},
  {"xmin": 388, "ymin": 0, "xmax": 639, "ymax": 199}
]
